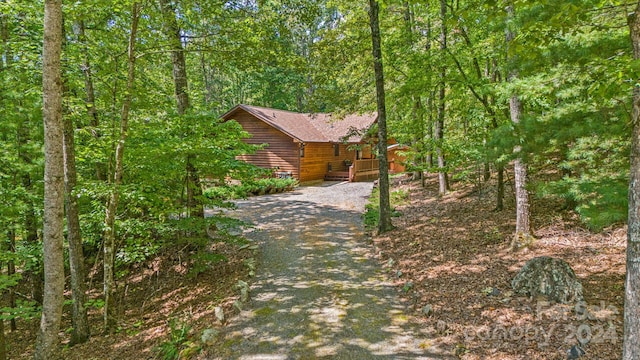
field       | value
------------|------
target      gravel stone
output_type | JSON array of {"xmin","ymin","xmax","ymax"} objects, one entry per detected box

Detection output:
[{"xmin": 209, "ymin": 181, "xmax": 452, "ymax": 359}]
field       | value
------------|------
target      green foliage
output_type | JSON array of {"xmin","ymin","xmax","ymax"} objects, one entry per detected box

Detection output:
[
  {"xmin": 154, "ymin": 318, "xmax": 200, "ymax": 360},
  {"xmin": 204, "ymin": 177, "xmax": 298, "ymax": 200},
  {"xmin": 363, "ymin": 184, "xmax": 406, "ymax": 229},
  {"xmin": 536, "ymin": 135, "xmax": 629, "ymax": 230},
  {"xmin": 0, "ymin": 299, "xmax": 40, "ymax": 322},
  {"xmin": 188, "ymin": 252, "xmax": 228, "ymax": 278}
]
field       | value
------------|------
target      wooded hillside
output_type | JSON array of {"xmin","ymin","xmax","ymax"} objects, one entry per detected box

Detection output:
[{"xmin": 1, "ymin": 0, "xmax": 639, "ymax": 358}]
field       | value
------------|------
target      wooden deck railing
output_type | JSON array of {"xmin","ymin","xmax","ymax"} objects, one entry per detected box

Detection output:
[{"xmin": 349, "ymin": 158, "xmax": 380, "ymax": 182}]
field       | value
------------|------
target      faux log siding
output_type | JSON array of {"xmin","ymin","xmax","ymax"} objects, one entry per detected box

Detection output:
[
  {"xmin": 300, "ymin": 143, "xmax": 356, "ymax": 182},
  {"xmin": 233, "ymin": 112, "xmax": 300, "ymax": 179}
]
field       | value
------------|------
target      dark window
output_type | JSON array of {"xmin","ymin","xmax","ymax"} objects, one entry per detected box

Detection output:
[
  {"xmin": 300, "ymin": 144, "xmax": 305, "ymax": 158},
  {"xmin": 334, "ymin": 144, "xmax": 340, "ymax": 157},
  {"xmin": 356, "ymin": 149, "xmax": 362, "ymax": 160}
]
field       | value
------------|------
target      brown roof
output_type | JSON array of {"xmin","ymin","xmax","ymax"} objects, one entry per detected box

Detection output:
[{"xmin": 221, "ymin": 104, "xmax": 377, "ymax": 143}]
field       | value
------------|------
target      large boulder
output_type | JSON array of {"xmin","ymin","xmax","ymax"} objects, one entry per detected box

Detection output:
[{"xmin": 512, "ymin": 256, "xmax": 584, "ymax": 304}]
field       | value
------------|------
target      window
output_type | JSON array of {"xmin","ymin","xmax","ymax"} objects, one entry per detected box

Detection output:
[
  {"xmin": 334, "ymin": 144, "xmax": 340, "ymax": 157},
  {"xmin": 356, "ymin": 149, "xmax": 362, "ymax": 160},
  {"xmin": 300, "ymin": 143, "xmax": 305, "ymax": 158}
]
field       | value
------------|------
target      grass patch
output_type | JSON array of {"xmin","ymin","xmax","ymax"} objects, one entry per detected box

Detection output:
[{"xmin": 363, "ymin": 187, "xmax": 408, "ymax": 229}]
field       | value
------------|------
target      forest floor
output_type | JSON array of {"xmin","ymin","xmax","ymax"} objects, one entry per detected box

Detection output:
[
  {"xmin": 7, "ymin": 173, "xmax": 626, "ymax": 360},
  {"xmin": 8, "ymin": 236, "xmax": 256, "ymax": 359},
  {"xmin": 374, "ymin": 174, "xmax": 626, "ymax": 359}
]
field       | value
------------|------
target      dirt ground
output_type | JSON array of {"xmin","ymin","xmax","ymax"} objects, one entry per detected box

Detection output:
[
  {"xmin": 7, "ymin": 240, "xmax": 255, "ymax": 360},
  {"xmin": 373, "ymin": 174, "xmax": 626, "ymax": 359}
]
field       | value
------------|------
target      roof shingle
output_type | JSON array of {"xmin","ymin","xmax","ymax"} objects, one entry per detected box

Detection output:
[{"xmin": 222, "ymin": 104, "xmax": 377, "ymax": 143}]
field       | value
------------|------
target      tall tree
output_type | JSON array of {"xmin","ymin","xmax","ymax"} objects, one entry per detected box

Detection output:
[
  {"xmin": 62, "ymin": 110, "xmax": 89, "ymax": 344},
  {"xmin": 74, "ymin": 19, "xmax": 105, "ymax": 181},
  {"xmin": 368, "ymin": 0, "xmax": 392, "ymax": 233},
  {"xmin": 435, "ymin": 0, "xmax": 448, "ymax": 195},
  {"xmin": 34, "ymin": 0, "xmax": 65, "ymax": 358},
  {"xmin": 159, "ymin": 0, "xmax": 204, "ymax": 218},
  {"xmin": 103, "ymin": 1, "xmax": 140, "ymax": 332},
  {"xmin": 624, "ymin": 2, "xmax": 640, "ymax": 358},
  {"xmin": 505, "ymin": 3, "xmax": 532, "ymax": 250}
]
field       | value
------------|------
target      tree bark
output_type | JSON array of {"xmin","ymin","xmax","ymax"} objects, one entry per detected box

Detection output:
[
  {"xmin": 63, "ymin": 110, "xmax": 90, "ymax": 344},
  {"xmin": 0, "ymin": 316, "xmax": 5, "ymax": 360},
  {"xmin": 6, "ymin": 228, "xmax": 16, "ymax": 332},
  {"xmin": 73, "ymin": 20, "xmax": 105, "ymax": 181},
  {"xmin": 17, "ymin": 129, "xmax": 43, "ymax": 304},
  {"xmin": 506, "ymin": 4, "xmax": 533, "ymax": 250},
  {"xmin": 159, "ymin": 0, "xmax": 190, "ymax": 114},
  {"xmin": 624, "ymin": 3, "xmax": 640, "ymax": 358},
  {"xmin": 496, "ymin": 163, "xmax": 504, "ymax": 211},
  {"xmin": 103, "ymin": 2, "xmax": 140, "ymax": 333},
  {"xmin": 436, "ymin": 0, "xmax": 448, "ymax": 195},
  {"xmin": 0, "ymin": 6, "xmax": 8, "ymax": 71},
  {"xmin": 368, "ymin": 0, "xmax": 392, "ymax": 233},
  {"xmin": 34, "ymin": 1, "xmax": 65, "ymax": 358},
  {"xmin": 159, "ymin": 0, "xmax": 204, "ymax": 218}
]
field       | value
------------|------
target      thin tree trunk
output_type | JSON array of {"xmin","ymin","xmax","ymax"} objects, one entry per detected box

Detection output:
[
  {"xmin": 624, "ymin": 3, "xmax": 640, "ymax": 358},
  {"xmin": 426, "ymin": 91, "xmax": 434, "ymax": 169},
  {"xmin": 0, "ymin": 6, "xmax": 8, "ymax": 71},
  {"xmin": 35, "ymin": 1, "xmax": 65, "ymax": 358},
  {"xmin": 368, "ymin": 0, "xmax": 393, "ymax": 233},
  {"xmin": 103, "ymin": 2, "xmax": 140, "ymax": 333},
  {"xmin": 6, "ymin": 228, "xmax": 16, "ymax": 331},
  {"xmin": 159, "ymin": 0, "xmax": 204, "ymax": 218},
  {"xmin": 0, "ymin": 316, "xmax": 5, "ymax": 360},
  {"xmin": 74, "ymin": 20, "xmax": 104, "ymax": 181},
  {"xmin": 63, "ymin": 110, "xmax": 90, "ymax": 345},
  {"xmin": 16, "ymin": 124, "xmax": 44, "ymax": 305},
  {"xmin": 496, "ymin": 163, "xmax": 504, "ymax": 211},
  {"xmin": 506, "ymin": 4, "xmax": 532, "ymax": 250},
  {"xmin": 436, "ymin": 0, "xmax": 448, "ymax": 195},
  {"xmin": 413, "ymin": 97, "xmax": 425, "ymax": 182}
]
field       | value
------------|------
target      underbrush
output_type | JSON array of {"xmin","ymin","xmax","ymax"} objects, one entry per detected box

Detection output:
[
  {"xmin": 204, "ymin": 177, "xmax": 298, "ymax": 200},
  {"xmin": 363, "ymin": 184, "xmax": 408, "ymax": 229}
]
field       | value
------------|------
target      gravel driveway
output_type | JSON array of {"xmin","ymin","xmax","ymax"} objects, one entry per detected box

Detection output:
[{"xmin": 213, "ymin": 181, "xmax": 452, "ymax": 359}]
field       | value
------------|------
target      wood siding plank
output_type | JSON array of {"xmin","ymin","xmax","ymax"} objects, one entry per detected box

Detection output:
[{"xmin": 232, "ymin": 111, "xmax": 300, "ymax": 179}]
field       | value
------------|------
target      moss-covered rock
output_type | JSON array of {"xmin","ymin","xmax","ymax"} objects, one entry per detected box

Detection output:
[{"xmin": 512, "ymin": 256, "xmax": 584, "ymax": 304}]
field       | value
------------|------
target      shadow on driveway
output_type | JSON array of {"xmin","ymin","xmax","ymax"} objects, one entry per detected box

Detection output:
[{"xmin": 211, "ymin": 182, "xmax": 454, "ymax": 359}]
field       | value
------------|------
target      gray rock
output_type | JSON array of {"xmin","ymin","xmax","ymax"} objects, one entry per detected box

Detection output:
[
  {"xmin": 201, "ymin": 328, "xmax": 220, "ymax": 346},
  {"xmin": 567, "ymin": 344, "xmax": 585, "ymax": 359},
  {"xmin": 214, "ymin": 306, "xmax": 224, "ymax": 323},
  {"xmin": 233, "ymin": 300, "xmax": 243, "ymax": 312},
  {"xmin": 512, "ymin": 256, "xmax": 584, "ymax": 304}
]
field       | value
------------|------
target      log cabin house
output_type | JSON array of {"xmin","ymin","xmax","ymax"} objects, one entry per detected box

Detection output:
[{"xmin": 221, "ymin": 104, "xmax": 381, "ymax": 183}]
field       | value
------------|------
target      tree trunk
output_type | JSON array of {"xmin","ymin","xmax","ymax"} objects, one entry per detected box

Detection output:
[
  {"xmin": 160, "ymin": 0, "xmax": 189, "ymax": 114},
  {"xmin": 74, "ymin": 20, "xmax": 104, "ymax": 181},
  {"xmin": 426, "ymin": 91, "xmax": 434, "ymax": 169},
  {"xmin": 63, "ymin": 109, "xmax": 90, "ymax": 344},
  {"xmin": 436, "ymin": 0, "xmax": 448, "ymax": 195},
  {"xmin": 159, "ymin": 0, "xmax": 205, "ymax": 219},
  {"xmin": 6, "ymin": 229, "xmax": 16, "ymax": 332},
  {"xmin": 103, "ymin": 2, "xmax": 140, "ymax": 333},
  {"xmin": 496, "ymin": 163, "xmax": 504, "ymax": 211},
  {"xmin": 17, "ymin": 147, "xmax": 43, "ymax": 304},
  {"xmin": 0, "ymin": 317, "xmax": 5, "ymax": 360},
  {"xmin": 506, "ymin": 4, "xmax": 533, "ymax": 250},
  {"xmin": 35, "ymin": 1, "xmax": 65, "ymax": 358},
  {"xmin": 0, "ymin": 6, "xmax": 8, "ymax": 71},
  {"xmin": 368, "ymin": 0, "xmax": 392, "ymax": 233},
  {"xmin": 624, "ymin": 3, "xmax": 640, "ymax": 359}
]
